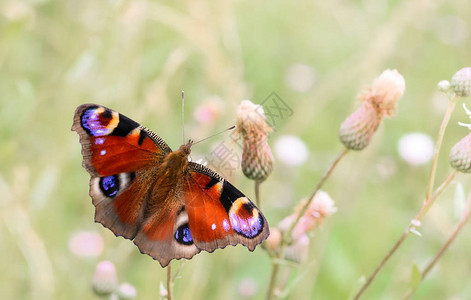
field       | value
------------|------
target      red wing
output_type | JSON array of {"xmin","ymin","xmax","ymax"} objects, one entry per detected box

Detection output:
[
  {"xmin": 132, "ymin": 173, "xmax": 201, "ymax": 267},
  {"xmin": 184, "ymin": 162, "xmax": 269, "ymax": 252},
  {"xmin": 131, "ymin": 163, "xmax": 269, "ymax": 267},
  {"xmin": 72, "ymin": 104, "xmax": 172, "ymax": 176},
  {"xmin": 72, "ymin": 104, "xmax": 171, "ymax": 239}
]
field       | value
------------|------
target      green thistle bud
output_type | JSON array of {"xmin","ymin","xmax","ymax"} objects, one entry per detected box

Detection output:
[
  {"xmin": 449, "ymin": 104, "xmax": 471, "ymax": 173},
  {"xmin": 235, "ymin": 100, "xmax": 274, "ymax": 181},
  {"xmin": 339, "ymin": 102, "xmax": 382, "ymax": 150},
  {"xmin": 449, "ymin": 133, "xmax": 471, "ymax": 173},
  {"xmin": 451, "ymin": 67, "xmax": 471, "ymax": 97},
  {"xmin": 92, "ymin": 261, "xmax": 118, "ymax": 297}
]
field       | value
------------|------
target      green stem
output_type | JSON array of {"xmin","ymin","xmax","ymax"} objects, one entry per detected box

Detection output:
[
  {"xmin": 285, "ymin": 148, "xmax": 349, "ymax": 242},
  {"xmin": 403, "ymin": 188, "xmax": 471, "ymax": 300},
  {"xmin": 425, "ymin": 97, "xmax": 457, "ymax": 202},
  {"xmin": 255, "ymin": 180, "xmax": 262, "ymax": 208},
  {"xmin": 352, "ymin": 95, "xmax": 457, "ymax": 300},
  {"xmin": 266, "ymin": 148, "xmax": 349, "ymax": 300},
  {"xmin": 352, "ymin": 171, "xmax": 457, "ymax": 300},
  {"xmin": 266, "ymin": 256, "xmax": 282, "ymax": 300},
  {"xmin": 167, "ymin": 262, "xmax": 173, "ymax": 300}
]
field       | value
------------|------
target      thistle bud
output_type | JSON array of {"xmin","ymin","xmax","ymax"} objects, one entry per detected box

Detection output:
[
  {"xmin": 265, "ymin": 228, "xmax": 282, "ymax": 250},
  {"xmin": 234, "ymin": 100, "xmax": 274, "ymax": 181},
  {"xmin": 92, "ymin": 261, "xmax": 118, "ymax": 297},
  {"xmin": 117, "ymin": 283, "xmax": 137, "ymax": 300},
  {"xmin": 451, "ymin": 67, "xmax": 471, "ymax": 97},
  {"xmin": 450, "ymin": 104, "xmax": 471, "ymax": 172},
  {"xmin": 449, "ymin": 133, "xmax": 471, "ymax": 173},
  {"xmin": 339, "ymin": 69, "xmax": 405, "ymax": 150},
  {"xmin": 339, "ymin": 102, "xmax": 382, "ymax": 150},
  {"xmin": 278, "ymin": 191, "xmax": 336, "ymax": 240},
  {"xmin": 437, "ymin": 80, "xmax": 450, "ymax": 93}
]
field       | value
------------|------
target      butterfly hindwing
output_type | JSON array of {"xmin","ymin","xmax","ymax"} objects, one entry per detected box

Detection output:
[
  {"xmin": 130, "ymin": 162, "xmax": 268, "ymax": 267},
  {"xmin": 185, "ymin": 162, "xmax": 269, "ymax": 252}
]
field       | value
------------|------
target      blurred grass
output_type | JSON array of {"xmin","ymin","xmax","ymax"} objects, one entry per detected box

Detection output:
[{"xmin": 1, "ymin": 0, "xmax": 471, "ymax": 299}]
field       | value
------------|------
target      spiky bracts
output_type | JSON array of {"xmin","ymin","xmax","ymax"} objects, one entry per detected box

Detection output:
[
  {"xmin": 339, "ymin": 69, "xmax": 405, "ymax": 150},
  {"xmin": 451, "ymin": 67, "xmax": 471, "ymax": 97},
  {"xmin": 449, "ymin": 103, "xmax": 471, "ymax": 173},
  {"xmin": 449, "ymin": 133, "xmax": 471, "ymax": 173},
  {"xmin": 235, "ymin": 100, "xmax": 274, "ymax": 181}
]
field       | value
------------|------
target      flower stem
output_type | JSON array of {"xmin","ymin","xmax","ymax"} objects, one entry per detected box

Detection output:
[
  {"xmin": 352, "ymin": 171, "xmax": 456, "ymax": 300},
  {"xmin": 255, "ymin": 180, "xmax": 262, "ymax": 208},
  {"xmin": 402, "ymin": 189, "xmax": 471, "ymax": 300},
  {"xmin": 266, "ymin": 257, "xmax": 282, "ymax": 300},
  {"xmin": 266, "ymin": 148, "xmax": 349, "ymax": 300},
  {"xmin": 425, "ymin": 96, "xmax": 457, "ymax": 203},
  {"xmin": 167, "ymin": 262, "xmax": 173, "ymax": 300},
  {"xmin": 285, "ymin": 148, "xmax": 349, "ymax": 241}
]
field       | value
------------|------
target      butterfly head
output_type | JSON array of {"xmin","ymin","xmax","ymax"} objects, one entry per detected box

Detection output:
[{"xmin": 179, "ymin": 140, "xmax": 193, "ymax": 156}]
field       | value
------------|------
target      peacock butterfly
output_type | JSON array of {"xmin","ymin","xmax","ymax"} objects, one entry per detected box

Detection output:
[{"xmin": 72, "ymin": 104, "xmax": 269, "ymax": 267}]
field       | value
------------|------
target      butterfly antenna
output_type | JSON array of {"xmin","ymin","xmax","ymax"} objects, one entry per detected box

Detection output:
[
  {"xmin": 192, "ymin": 125, "xmax": 237, "ymax": 145},
  {"xmin": 182, "ymin": 90, "xmax": 185, "ymax": 144}
]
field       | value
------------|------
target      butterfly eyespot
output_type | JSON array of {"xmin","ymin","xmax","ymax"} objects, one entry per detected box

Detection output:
[
  {"xmin": 229, "ymin": 197, "xmax": 264, "ymax": 238},
  {"xmin": 174, "ymin": 223, "xmax": 193, "ymax": 245},
  {"xmin": 99, "ymin": 175, "xmax": 120, "ymax": 197},
  {"xmin": 81, "ymin": 106, "xmax": 118, "ymax": 136}
]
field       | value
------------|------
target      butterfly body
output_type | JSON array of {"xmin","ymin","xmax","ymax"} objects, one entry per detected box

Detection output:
[{"xmin": 72, "ymin": 104, "xmax": 269, "ymax": 267}]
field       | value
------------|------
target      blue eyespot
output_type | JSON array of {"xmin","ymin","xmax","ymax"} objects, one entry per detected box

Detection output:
[
  {"xmin": 81, "ymin": 107, "xmax": 113, "ymax": 136},
  {"xmin": 175, "ymin": 224, "xmax": 193, "ymax": 245},
  {"xmin": 99, "ymin": 175, "xmax": 119, "ymax": 197}
]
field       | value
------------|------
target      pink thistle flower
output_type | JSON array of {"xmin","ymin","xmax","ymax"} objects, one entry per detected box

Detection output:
[
  {"xmin": 278, "ymin": 191, "xmax": 336, "ymax": 240},
  {"xmin": 68, "ymin": 230, "xmax": 103, "ymax": 258},
  {"xmin": 91, "ymin": 261, "xmax": 118, "ymax": 297},
  {"xmin": 117, "ymin": 283, "xmax": 137, "ymax": 300},
  {"xmin": 339, "ymin": 69, "xmax": 405, "ymax": 150}
]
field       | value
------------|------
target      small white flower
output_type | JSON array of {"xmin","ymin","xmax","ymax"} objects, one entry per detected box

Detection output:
[
  {"xmin": 274, "ymin": 135, "xmax": 309, "ymax": 166},
  {"xmin": 398, "ymin": 133, "xmax": 434, "ymax": 166},
  {"xmin": 437, "ymin": 80, "xmax": 450, "ymax": 92},
  {"xmin": 284, "ymin": 63, "xmax": 316, "ymax": 92}
]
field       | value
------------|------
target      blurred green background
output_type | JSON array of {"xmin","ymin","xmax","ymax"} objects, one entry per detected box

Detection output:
[{"xmin": 2, "ymin": 0, "xmax": 471, "ymax": 299}]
